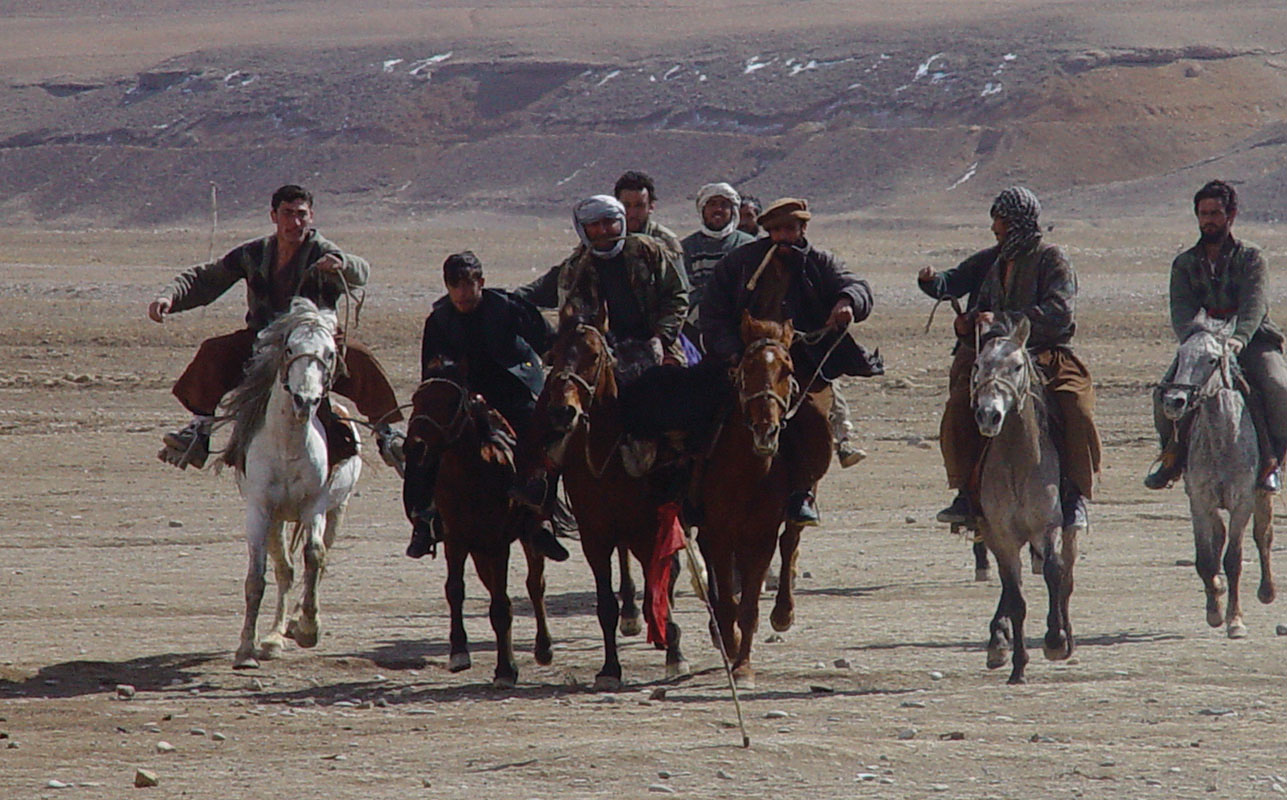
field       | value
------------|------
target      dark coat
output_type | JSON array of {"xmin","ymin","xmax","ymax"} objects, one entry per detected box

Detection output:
[
  {"xmin": 699, "ymin": 237, "xmax": 882, "ymax": 379},
  {"xmin": 974, "ymin": 241, "xmax": 1076, "ymax": 351},
  {"xmin": 420, "ymin": 289, "xmax": 553, "ymax": 402}
]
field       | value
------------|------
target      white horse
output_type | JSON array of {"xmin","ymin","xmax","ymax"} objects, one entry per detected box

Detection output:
[
  {"xmin": 220, "ymin": 298, "xmax": 362, "ymax": 669},
  {"xmin": 1160, "ymin": 310, "xmax": 1275, "ymax": 638}
]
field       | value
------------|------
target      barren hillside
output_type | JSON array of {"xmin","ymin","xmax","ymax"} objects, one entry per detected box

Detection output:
[{"xmin": 2, "ymin": 0, "xmax": 1287, "ymax": 226}]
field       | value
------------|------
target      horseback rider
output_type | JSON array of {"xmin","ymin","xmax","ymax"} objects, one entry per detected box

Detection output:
[
  {"xmin": 924, "ymin": 186, "xmax": 1100, "ymax": 531},
  {"xmin": 680, "ymin": 182, "xmax": 756, "ymax": 344},
  {"xmin": 511, "ymin": 194, "xmax": 690, "ymax": 509},
  {"xmin": 700, "ymin": 197, "xmax": 878, "ymax": 525},
  {"xmin": 737, "ymin": 194, "xmax": 763, "ymax": 238},
  {"xmin": 615, "ymin": 170, "xmax": 685, "ymax": 265},
  {"xmin": 1145, "ymin": 179, "xmax": 1287, "ymax": 492},
  {"xmin": 403, "ymin": 251, "xmax": 569, "ymax": 561},
  {"xmin": 147, "ymin": 184, "xmax": 404, "ymax": 471}
]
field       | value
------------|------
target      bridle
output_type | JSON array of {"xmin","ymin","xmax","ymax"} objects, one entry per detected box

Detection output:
[
  {"xmin": 1158, "ymin": 333, "xmax": 1234, "ymax": 413},
  {"xmin": 971, "ymin": 340, "xmax": 1036, "ymax": 413},
  {"xmin": 279, "ymin": 348, "xmax": 335, "ymax": 393},
  {"xmin": 407, "ymin": 376, "xmax": 470, "ymax": 447},
  {"xmin": 735, "ymin": 337, "xmax": 798, "ymax": 424},
  {"xmin": 551, "ymin": 324, "xmax": 614, "ymax": 411}
]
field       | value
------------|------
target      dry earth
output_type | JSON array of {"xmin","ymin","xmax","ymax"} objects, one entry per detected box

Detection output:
[{"xmin": 4, "ymin": 217, "xmax": 1287, "ymax": 799}]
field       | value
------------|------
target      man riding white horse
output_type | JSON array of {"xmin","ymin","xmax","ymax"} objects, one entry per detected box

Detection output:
[
  {"xmin": 1145, "ymin": 179, "xmax": 1287, "ymax": 493},
  {"xmin": 147, "ymin": 184, "xmax": 404, "ymax": 472}
]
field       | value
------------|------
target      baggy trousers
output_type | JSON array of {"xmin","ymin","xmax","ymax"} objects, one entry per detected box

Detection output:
[{"xmin": 172, "ymin": 327, "xmax": 402, "ymax": 424}]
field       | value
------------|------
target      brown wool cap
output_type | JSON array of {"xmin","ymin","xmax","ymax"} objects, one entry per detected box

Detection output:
[{"xmin": 757, "ymin": 197, "xmax": 811, "ymax": 227}]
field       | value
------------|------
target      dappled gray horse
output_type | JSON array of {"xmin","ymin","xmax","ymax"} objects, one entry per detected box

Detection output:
[
  {"xmin": 1160, "ymin": 311, "xmax": 1275, "ymax": 638},
  {"xmin": 972, "ymin": 316, "xmax": 1076, "ymax": 684}
]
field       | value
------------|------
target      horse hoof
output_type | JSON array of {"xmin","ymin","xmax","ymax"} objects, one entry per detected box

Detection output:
[
  {"xmin": 770, "ymin": 607, "xmax": 794, "ymax": 632},
  {"xmin": 1227, "ymin": 621, "xmax": 1248, "ymax": 639},
  {"xmin": 1007, "ymin": 674, "xmax": 1026, "ymax": 685},
  {"xmin": 974, "ymin": 568, "xmax": 991, "ymax": 583},
  {"xmin": 493, "ymin": 674, "xmax": 517, "ymax": 689},
  {"xmin": 592, "ymin": 674, "xmax": 623, "ymax": 692},
  {"xmin": 666, "ymin": 659, "xmax": 690, "ymax": 679},
  {"xmin": 986, "ymin": 647, "xmax": 1008, "ymax": 670},
  {"xmin": 1206, "ymin": 609, "xmax": 1224, "ymax": 628},
  {"xmin": 286, "ymin": 620, "xmax": 319, "ymax": 648},
  {"xmin": 534, "ymin": 645, "xmax": 554, "ymax": 666},
  {"xmin": 257, "ymin": 636, "xmax": 285, "ymax": 661},
  {"xmin": 733, "ymin": 671, "xmax": 756, "ymax": 691},
  {"xmin": 232, "ymin": 655, "xmax": 260, "ymax": 670},
  {"xmin": 619, "ymin": 615, "xmax": 643, "ymax": 637},
  {"xmin": 448, "ymin": 653, "xmax": 472, "ymax": 673},
  {"xmin": 1259, "ymin": 582, "xmax": 1277, "ymax": 605}
]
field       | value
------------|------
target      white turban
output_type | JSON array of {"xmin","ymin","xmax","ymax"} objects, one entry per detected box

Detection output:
[
  {"xmin": 573, "ymin": 195, "xmax": 627, "ymax": 259},
  {"xmin": 696, "ymin": 182, "xmax": 741, "ymax": 239}
]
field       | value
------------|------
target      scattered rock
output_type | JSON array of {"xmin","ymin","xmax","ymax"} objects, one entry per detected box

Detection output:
[
  {"xmin": 1276, "ymin": 623, "xmax": 1287, "ymax": 636},
  {"xmin": 115, "ymin": 684, "xmax": 136, "ymax": 699},
  {"xmin": 1029, "ymin": 733, "xmax": 1055, "ymax": 743},
  {"xmin": 764, "ymin": 710, "xmax": 789, "ymax": 719},
  {"xmin": 1176, "ymin": 558, "xmax": 1195, "ymax": 567},
  {"xmin": 764, "ymin": 634, "xmax": 784, "ymax": 643},
  {"xmin": 939, "ymin": 731, "xmax": 965, "ymax": 740},
  {"xmin": 648, "ymin": 784, "xmax": 676, "ymax": 794},
  {"xmin": 1196, "ymin": 708, "xmax": 1235, "ymax": 717},
  {"xmin": 833, "ymin": 658, "xmax": 852, "ymax": 669},
  {"xmin": 716, "ymin": 769, "xmax": 734, "ymax": 779},
  {"xmin": 46, "ymin": 779, "xmax": 72, "ymax": 789},
  {"xmin": 801, "ymin": 570, "xmax": 813, "ymax": 579},
  {"xmin": 1184, "ymin": 63, "xmax": 1204, "ymax": 77},
  {"xmin": 929, "ymin": 671, "xmax": 944, "ymax": 680},
  {"xmin": 809, "ymin": 685, "xmax": 835, "ymax": 694},
  {"xmin": 142, "ymin": 723, "xmax": 162, "ymax": 733},
  {"xmin": 897, "ymin": 728, "xmax": 917, "ymax": 740},
  {"xmin": 189, "ymin": 728, "xmax": 206, "ymax": 736},
  {"xmin": 167, "ymin": 520, "xmax": 183, "ymax": 528},
  {"xmin": 856, "ymin": 773, "xmax": 878, "ymax": 781},
  {"xmin": 134, "ymin": 768, "xmax": 159, "ymax": 788},
  {"xmin": 155, "ymin": 741, "xmax": 175, "ymax": 753},
  {"xmin": 900, "ymin": 700, "xmax": 926, "ymax": 708},
  {"xmin": 930, "ymin": 784, "xmax": 949, "ymax": 792},
  {"xmin": 212, "ymin": 732, "xmax": 226, "ymax": 742},
  {"xmin": 649, "ymin": 687, "xmax": 667, "ymax": 701},
  {"xmin": 658, "ymin": 770, "xmax": 672, "ymax": 779},
  {"xmin": 904, "ymin": 515, "xmax": 917, "ymax": 524}
]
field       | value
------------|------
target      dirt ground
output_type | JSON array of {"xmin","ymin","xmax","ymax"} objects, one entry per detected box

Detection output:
[{"xmin": 4, "ymin": 218, "xmax": 1287, "ymax": 799}]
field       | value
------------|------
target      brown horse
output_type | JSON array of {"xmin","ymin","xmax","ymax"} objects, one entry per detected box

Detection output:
[
  {"xmin": 697, "ymin": 313, "xmax": 805, "ymax": 689},
  {"xmin": 403, "ymin": 360, "xmax": 552, "ymax": 687},
  {"xmin": 532, "ymin": 304, "xmax": 689, "ymax": 690}
]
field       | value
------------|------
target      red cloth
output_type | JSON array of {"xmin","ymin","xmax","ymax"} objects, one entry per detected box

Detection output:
[{"xmin": 645, "ymin": 501, "xmax": 686, "ymax": 646}]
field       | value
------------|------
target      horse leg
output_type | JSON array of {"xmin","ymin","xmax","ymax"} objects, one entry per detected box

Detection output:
[
  {"xmin": 589, "ymin": 546, "xmax": 623, "ymax": 691},
  {"xmin": 973, "ymin": 538, "xmax": 991, "ymax": 582},
  {"xmin": 1041, "ymin": 527, "xmax": 1076, "ymax": 660},
  {"xmin": 664, "ymin": 552, "xmax": 689, "ymax": 678},
  {"xmin": 522, "ymin": 539, "xmax": 554, "ymax": 666},
  {"xmin": 258, "ymin": 521, "xmax": 292, "ymax": 660},
  {"xmin": 234, "ymin": 508, "xmax": 272, "ymax": 669},
  {"xmin": 1224, "ymin": 505, "xmax": 1251, "ymax": 639},
  {"xmin": 1192, "ymin": 504, "xmax": 1228, "ymax": 628},
  {"xmin": 617, "ymin": 545, "xmax": 642, "ymax": 637},
  {"xmin": 285, "ymin": 514, "xmax": 327, "ymax": 648},
  {"xmin": 1254, "ymin": 493, "xmax": 1276, "ymax": 605},
  {"xmin": 732, "ymin": 548, "xmax": 773, "ymax": 690},
  {"xmin": 1057, "ymin": 524, "xmax": 1078, "ymax": 658},
  {"xmin": 445, "ymin": 543, "xmax": 471, "ymax": 673},
  {"xmin": 985, "ymin": 537, "xmax": 1022, "ymax": 673},
  {"xmin": 479, "ymin": 551, "xmax": 518, "ymax": 687},
  {"xmin": 770, "ymin": 521, "xmax": 802, "ymax": 632}
]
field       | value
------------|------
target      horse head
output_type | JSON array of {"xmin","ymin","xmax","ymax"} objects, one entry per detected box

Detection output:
[
  {"xmin": 972, "ymin": 315, "xmax": 1034, "ymax": 438},
  {"xmin": 546, "ymin": 300, "xmax": 614, "ymax": 434},
  {"xmin": 408, "ymin": 358, "xmax": 470, "ymax": 455},
  {"xmin": 736, "ymin": 311, "xmax": 796, "ymax": 456},
  {"xmin": 277, "ymin": 299, "xmax": 339, "ymax": 421},
  {"xmin": 1163, "ymin": 309, "xmax": 1236, "ymax": 421}
]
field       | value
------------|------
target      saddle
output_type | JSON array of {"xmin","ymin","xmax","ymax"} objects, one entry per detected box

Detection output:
[
  {"xmin": 470, "ymin": 396, "xmax": 518, "ymax": 468},
  {"xmin": 317, "ymin": 399, "xmax": 359, "ymax": 470}
]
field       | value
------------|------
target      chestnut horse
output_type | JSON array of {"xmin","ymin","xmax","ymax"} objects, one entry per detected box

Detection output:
[
  {"xmin": 403, "ymin": 361, "xmax": 552, "ymax": 687},
  {"xmin": 698, "ymin": 313, "xmax": 805, "ymax": 689},
  {"xmin": 533, "ymin": 305, "xmax": 689, "ymax": 690}
]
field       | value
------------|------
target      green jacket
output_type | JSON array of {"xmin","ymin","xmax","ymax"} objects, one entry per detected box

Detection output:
[
  {"xmin": 162, "ymin": 230, "xmax": 368, "ymax": 332},
  {"xmin": 975, "ymin": 240, "xmax": 1077, "ymax": 350},
  {"xmin": 1169, "ymin": 236, "xmax": 1283, "ymax": 348},
  {"xmin": 515, "ymin": 234, "xmax": 689, "ymax": 345}
]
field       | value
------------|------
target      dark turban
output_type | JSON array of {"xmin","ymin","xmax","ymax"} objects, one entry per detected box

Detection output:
[{"xmin": 990, "ymin": 186, "xmax": 1042, "ymax": 261}]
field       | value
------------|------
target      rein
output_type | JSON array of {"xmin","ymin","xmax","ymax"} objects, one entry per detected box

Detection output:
[
  {"xmin": 551, "ymin": 324, "xmax": 620, "ymax": 478},
  {"xmin": 783, "ymin": 326, "xmax": 848, "ymax": 420},
  {"xmin": 971, "ymin": 343, "xmax": 1037, "ymax": 413},
  {"xmin": 1158, "ymin": 336, "xmax": 1236, "ymax": 412},
  {"xmin": 279, "ymin": 350, "xmax": 335, "ymax": 392},
  {"xmin": 735, "ymin": 337, "xmax": 797, "ymax": 419}
]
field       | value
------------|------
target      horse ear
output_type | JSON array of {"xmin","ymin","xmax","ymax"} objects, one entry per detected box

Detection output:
[
  {"xmin": 781, "ymin": 319, "xmax": 795, "ymax": 348},
  {"xmin": 1010, "ymin": 314, "xmax": 1032, "ymax": 347},
  {"xmin": 740, "ymin": 309, "xmax": 754, "ymax": 344},
  {"xmin": 594, "ymin": 298, "xmax": 609, "ymax": 332},
  {"xmin": 559, "ymin": 301, "xmax": 577, "ymax": 328}
]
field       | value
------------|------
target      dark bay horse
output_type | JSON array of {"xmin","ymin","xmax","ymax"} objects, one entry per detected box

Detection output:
[
  {"xmin": 533, "ymin": 305, "xmax": 689, "ymax": 690},
  {"xmin": 697, "ymin": 313, "xmax": 804, "ymax": 689},
  {"xmin": 972, "ymin": 317, "xmax": 1076, "ymax": 684},
  {"xmin": 403, "ymin": 361, "xmax": 552, "ymax": 687}
]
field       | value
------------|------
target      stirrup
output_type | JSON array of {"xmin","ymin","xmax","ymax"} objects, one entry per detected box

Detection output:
[{"xmin": 837, "ymin": 442, "xmax": 867, "ymax": 469}]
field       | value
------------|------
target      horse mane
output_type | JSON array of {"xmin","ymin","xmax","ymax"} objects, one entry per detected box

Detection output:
[
  {"xmin": 220, "ymin": 299, "xmax": 337, "ymax": 471},
  {"xmin": 1182, "ymin": 311, "xmax": 1234, "ymax": 341},
  {"xmin": 741, "ymin": 316, "xmax": 792, "ymax": 347}
]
